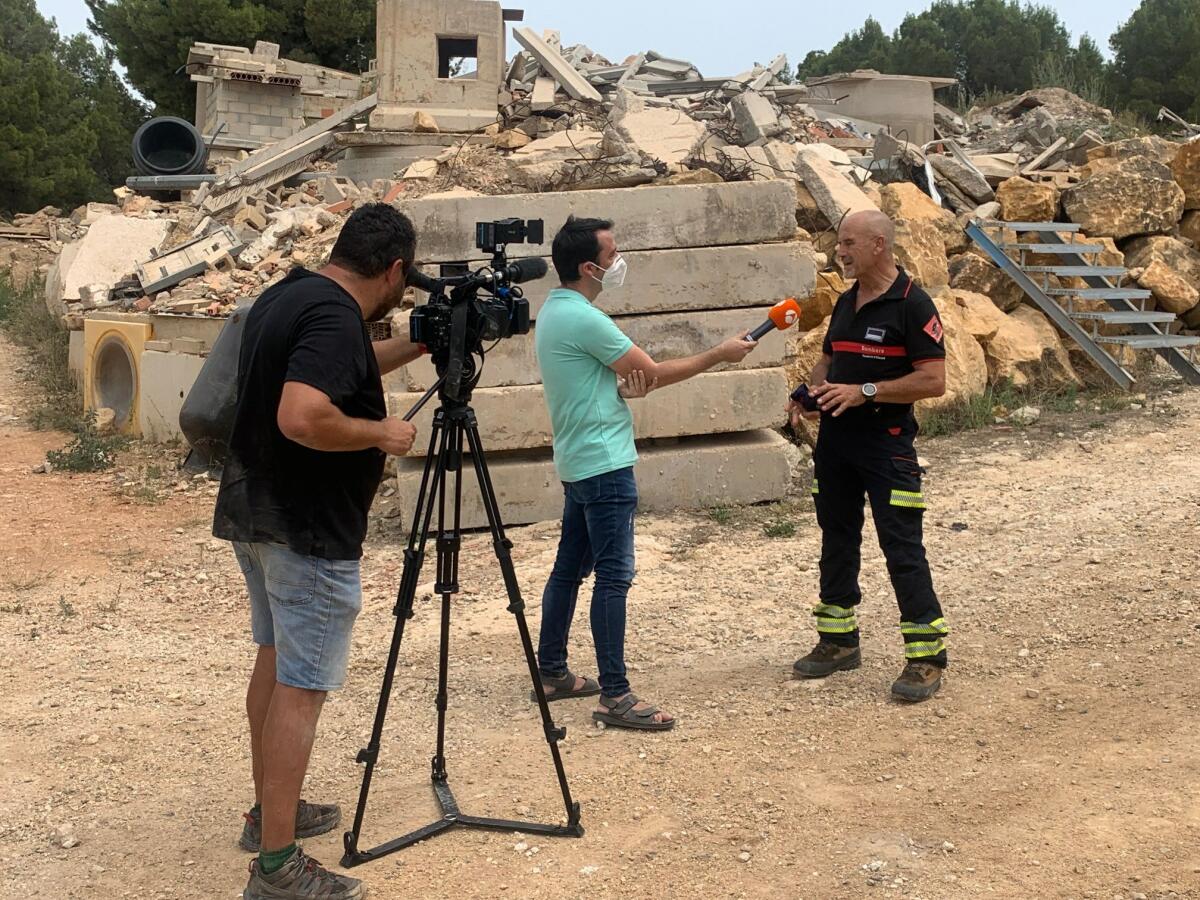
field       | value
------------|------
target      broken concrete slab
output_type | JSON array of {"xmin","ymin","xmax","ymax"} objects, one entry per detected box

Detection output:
[
  {"xmin": 390, "ymin": 368, "xmax": 787, "ymax": 456},
  {"xmin": 395, "ymin": 180, "xmax": 799, "ymax": 263},
  {"xmin": 393, "ymin": 429, "xmax": 798, "ymax": 529},
  {"xmin": 402, "ymin": 158, "xmax": 438, "ymax": 180},
  {"xmin": 794, "ymin": 147, "xmax": 879, "ymax": 225},
  {"xmin": 505, "ymin": 128, "xmax": 608, "ymax": 190},
  {"xmin": 69, "ymin": 203, "xmax": 120, "ymax": 226},
  {"xmin": 730, "ymin": 90, "xmax": 785, "ymax": 144},
  {"xmin": 531, "ymin": 76, "xmax": 557, "ymax": 111},
  {"xmin": 47, "ymin": 216, "xmax": 171, "ymax": 314},
  {"xmin": 929, "ymin": 153, "xmax": 995, "ymax": 205},
  {"xmin": 402, "ymin": 306, "xmax": 794, "ymax": 390},
  {"xmin": 611, "ymin": 89, "xmax": 706, "ymax": 167},
  {"xmin": 137, "ymin": 226, "xmax": 241, "ymax": 294},
  {"xmin": 513, "ymin": 27, "xmax": 602, "ymax": 103}
]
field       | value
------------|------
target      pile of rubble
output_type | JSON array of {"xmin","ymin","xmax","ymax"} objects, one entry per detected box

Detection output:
[{"xmin": 4, "ymin": 20, "xmax": 1200, "ymax": 431}]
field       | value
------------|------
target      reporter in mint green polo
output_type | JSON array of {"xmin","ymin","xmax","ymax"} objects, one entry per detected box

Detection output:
[{"xmin": 532, "ymin": 215, "xmax": 756, "ymax": 732}]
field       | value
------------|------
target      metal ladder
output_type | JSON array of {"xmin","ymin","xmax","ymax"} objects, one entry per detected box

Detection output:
[{"xmin": 964, "ymin": 219, "xmax": 1200, "ymax": 390}]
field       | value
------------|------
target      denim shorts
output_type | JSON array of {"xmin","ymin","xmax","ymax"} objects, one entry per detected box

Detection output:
[{"xmin": 232, "ymin": 541, "xmax": 362, "ymax": 691}]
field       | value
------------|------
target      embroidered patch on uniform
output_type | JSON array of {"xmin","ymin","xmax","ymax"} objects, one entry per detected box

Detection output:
[
  {"xmin": 923, "ymin": 315, "xmax": 944, "ymax": 343},
  {"xmin": 864, "ymin": 326, "xmax": 887, "ymax": 343}
]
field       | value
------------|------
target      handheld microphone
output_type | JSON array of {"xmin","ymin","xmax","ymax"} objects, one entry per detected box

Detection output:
[{"xmin": 748, "ymin": 298, "xmax": 802, "ymax": 342}]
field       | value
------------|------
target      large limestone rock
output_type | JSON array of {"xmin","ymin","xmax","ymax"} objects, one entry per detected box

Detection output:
[
  {"xmin": 798, "ymin": 271, "xmax": 848, "ymax": 331},
  {"xmin": 985, "ymin": 306, "xmax": 1081, "ymax": 390},
  {"xmin": 996, "ymin": 176, "xmax": 1059, "ymax": 222},
  {"xmin": 1088, "ymin": 135, "xmax": 1180, "ymax": 167},
  {"xmin": 879, "ymin": 182, "xmax": 966, "ymax": 254},
  {"xmin": 1134, "ymin": 260, "xmax": 1200, "ymax": 315},
  {"xmin": 1123, "ymin": 235, "xmax": 1200, "ymax": 286},
  {"xmin": 1170, "ymin": 139, "xmax": 1200, "ymax": 210},
  {"xmin": 875, "ymin": 183, "xmax": 951, "ymax": 287},
  {"xmin": 1180, "ymin": 210, "xmax": 1200, "ymax": 247},
  {"xmin": 916, "ymin": 289, "xmax": 988, "ymax": 417},
  {"xmin": 948, "ymin": 253, "xmax": 1026, "ymax": 312},
  {"xmin": 1062, "ymin": 156, "xmax": 1185, "ymax": 240},
  {"xmin": 893, "ymin": 221, "xmax": 948, "ymax": 288},
  {"xmin": 949, "ymin": 288, "xmax": 1009, "ymax": 344}
]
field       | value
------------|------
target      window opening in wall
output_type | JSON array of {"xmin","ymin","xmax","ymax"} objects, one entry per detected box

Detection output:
[{"xmin": 437, "ymin": 36, "xmax": 478, "ymax": 79}]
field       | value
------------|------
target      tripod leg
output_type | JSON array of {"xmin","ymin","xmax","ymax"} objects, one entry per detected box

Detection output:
[
  {"xmin": 344, "ymin": 413, "xmax": 450, "ymax": 862},
  {"xmin": 462, "ymin": 415, "xmax": 583, "ymax": 834},
  {"xmin": 431, "ymin": 416, "xmax": 463, "ymax": 785}
]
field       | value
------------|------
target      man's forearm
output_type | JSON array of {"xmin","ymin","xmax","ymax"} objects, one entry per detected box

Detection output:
[
  {"xmin": 288, "ymin": 407, "xmax": 384, "ymax": 452},
  {"xmin": 373, "ymin": 335, "xmax": 424, "ymax": 375},
  {"xmin": 809, "ymin": 358, "xmax": 831, "ymax": 386},
  {"xmin": 874, "ymin": 368, "xmax": 945, "ymax": 404},
  {"xmin": 651, "ymin": 347, "xmax": 723, "ymax": 388}
]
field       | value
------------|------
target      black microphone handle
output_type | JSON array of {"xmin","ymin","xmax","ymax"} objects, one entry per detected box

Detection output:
[{"xmin": 748, "ymin": 319, "xmax": 775, "ymax": 342}]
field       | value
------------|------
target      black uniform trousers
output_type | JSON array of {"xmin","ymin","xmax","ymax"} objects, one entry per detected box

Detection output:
[{"xmin": 811, "ymin": 419, "xmax": 948, "ymax": 666}]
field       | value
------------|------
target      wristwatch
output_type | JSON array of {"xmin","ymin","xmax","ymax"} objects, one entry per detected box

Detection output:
[{"xmin": 861, "ymin": 383, "xmax": 878, "ymax": 400}]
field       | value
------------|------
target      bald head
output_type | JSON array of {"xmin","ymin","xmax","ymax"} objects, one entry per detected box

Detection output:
[
  {"xmin": 841, "ymin": 209, "xmax": 895, "ymax": 251},
  {"xmin": 835, "ymin": 208, "xmax": 899, "ymax": 284}
]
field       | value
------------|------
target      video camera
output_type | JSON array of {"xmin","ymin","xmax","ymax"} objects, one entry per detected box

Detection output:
[{"xmin": 408, "ymin": 218, "xmax": 547, "ymax": 402}]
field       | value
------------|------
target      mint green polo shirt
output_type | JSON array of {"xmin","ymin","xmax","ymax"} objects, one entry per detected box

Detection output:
[{"xmin": 534, "ymin": 288, "xmax": 637, "ymax": 483}]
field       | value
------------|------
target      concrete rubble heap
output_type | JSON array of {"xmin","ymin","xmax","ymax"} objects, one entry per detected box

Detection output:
[{"xmin": 4, "ymin": 0, "xmax": 1200, "ymax": 519}]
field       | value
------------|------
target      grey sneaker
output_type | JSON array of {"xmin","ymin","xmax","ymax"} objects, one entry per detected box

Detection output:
[
  {"xmin": 239, "ymin": 801, "xmax": 342, "ymax": 852},
  {"xmin": 243, "ymin": 848, "xmax": 364, "ymax": 900}
]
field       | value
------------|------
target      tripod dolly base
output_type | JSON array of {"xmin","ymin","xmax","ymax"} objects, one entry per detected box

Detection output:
[{"xmin": 341, "ymin": 780, "xmax": 583, "ymax": 867}]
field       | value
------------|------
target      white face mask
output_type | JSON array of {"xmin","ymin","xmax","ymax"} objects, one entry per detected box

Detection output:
[{"xmin": 590, "ymin": 254, "xmax": 627, "ymax": 288}]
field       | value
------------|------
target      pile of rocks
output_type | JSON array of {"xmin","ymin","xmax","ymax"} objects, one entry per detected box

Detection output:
[{"xmin": 5, "ymin": 37, "xmax": 1200, "ymax": 452}]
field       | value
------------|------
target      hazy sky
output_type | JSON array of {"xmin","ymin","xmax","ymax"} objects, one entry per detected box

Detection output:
[{"xmin": 39, "ymin": 0, "xmax": 1136, "ymax": 74}]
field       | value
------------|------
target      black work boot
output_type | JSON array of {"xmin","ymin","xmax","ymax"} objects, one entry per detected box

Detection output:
[
  {"xmin": 793, "ymin": 641, "xmax": 862, "ymax": 678},
  {"xmin": 891, "ymin": 661, "xmax": 943, "ymax": 702}
]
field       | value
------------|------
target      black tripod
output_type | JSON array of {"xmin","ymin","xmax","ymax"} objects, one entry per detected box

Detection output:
[{"xmin": 341, "ymin": 383, "xmax": 583, "ymax": 867}]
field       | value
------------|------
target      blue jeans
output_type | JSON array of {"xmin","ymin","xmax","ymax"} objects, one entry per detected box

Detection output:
[
  {"xmin": 232, "ymin": 542, "xmax": 363, "ymax": 691},
  {"xmin": 536, "ymin": 467, "xmax": 638, "ymax": 699}
]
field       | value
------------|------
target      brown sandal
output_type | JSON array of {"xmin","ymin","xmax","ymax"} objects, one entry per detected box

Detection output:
[
  {"xmin": 530, "ymin": 670, "xmax": 601, "ymax": 703},
  {"xmin": 592, "ymin": 693, "xmax": 676, "ymax": 731}
]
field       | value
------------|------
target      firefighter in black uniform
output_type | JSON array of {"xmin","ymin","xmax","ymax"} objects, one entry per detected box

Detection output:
[{"xmin": 789, "ymin": 209, "xmax": 949, "ymax": 702}]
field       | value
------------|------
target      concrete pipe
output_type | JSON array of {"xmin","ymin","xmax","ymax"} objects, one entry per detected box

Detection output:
[
  {"xmin": 92, "ymin": 333, "xmax": 138, "ymax": 430},
  {"xmin": 132, "ymin": 116, "xmax": 209, "ymax": 177}
]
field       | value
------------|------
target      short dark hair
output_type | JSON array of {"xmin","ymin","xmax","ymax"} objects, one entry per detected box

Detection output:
[
  {"xmin": 552, "ymin": 215, "xmax": 613, "ymax": 282},
  {"xmin": 329, "ymin": 203, "xmax": 417, "ymax": 278}
]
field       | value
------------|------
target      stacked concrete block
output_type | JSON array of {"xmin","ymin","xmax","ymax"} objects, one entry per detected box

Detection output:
[
  {"xmin": 389, "ymin": 179, "xmax": 817, "ymax": 527},
  {"xmin": 189, "ymin": 42, "xmax": 364, "ymax": 148},
  {"xmin": 207, "ymin": 80, "xmax": 305, "ymax": 142}
]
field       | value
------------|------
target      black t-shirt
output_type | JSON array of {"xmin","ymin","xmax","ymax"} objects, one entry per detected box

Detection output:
[
  {"xmin": 821, "ymin": 269, "xmax": 946, "ymax": 428},
  {"xmin": 213, "ymin": 268, "xmax": 386, "ymax": 559}
]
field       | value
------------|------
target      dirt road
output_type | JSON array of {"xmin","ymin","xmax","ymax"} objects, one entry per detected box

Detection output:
[{"xmin": 1, "ymin": 334, "xmax": 1197, "ymax": 899}]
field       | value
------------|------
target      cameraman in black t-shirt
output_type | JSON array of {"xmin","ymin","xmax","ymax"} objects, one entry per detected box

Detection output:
[{"xmin": 214, "ymin": 204, "xmax": 424, "ymax": 899}]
